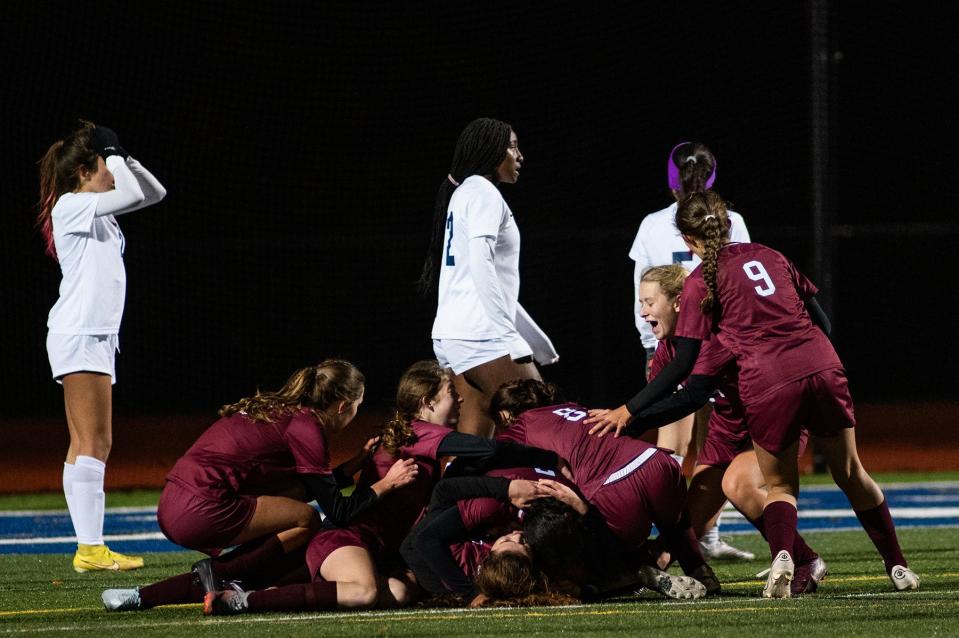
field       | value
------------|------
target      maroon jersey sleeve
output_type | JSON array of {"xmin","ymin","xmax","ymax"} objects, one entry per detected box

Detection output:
[
  {"xmin": 691, "ymin": 338, "xmax": 736, "ymax": 376},
  {"xmin": 494, "ymin": 416, "xmax": 529, "ymax": 446},
  {"xmin": 789, "ymin": 260, "xmax": 819, "ymax": 300},
  {"xmin": 404, "ymin": 421, "xmax": 455, "ymax": 460},
  {"xmin": 648, "ymin": 340, "xmax": 675, "ymax": 380},
  {"xmin": 283, "ymin": 411, "xmax": 332, "ymax": 476},
  {"xmin": 456, "ymin": 497, "xmax": 513, "ymax": 533},
  {"xmin": 674, "ymin": 270, "xmax": 713, "ymax": 340}
]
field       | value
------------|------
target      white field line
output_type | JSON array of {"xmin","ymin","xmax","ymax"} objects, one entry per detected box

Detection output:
[
  {"xmin": 0, "ymin": 506, "xmax": 156, "ymax": 518},
  {"xmin": 2, "ymin": 590, "xmax": 958, "ymax": 633},
  {"xmin": 0, "ymin": 532, "xmax": 167, "ymax": 546},
  {"xmin": 718, "ymin": 506, "xmax": 959, "ymax": 520}
]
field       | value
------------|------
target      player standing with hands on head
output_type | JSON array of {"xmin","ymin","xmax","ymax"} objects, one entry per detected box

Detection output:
[
  {"xmin": 37, "ymin": 121, "xmax": 166, "ymax": 572},
  {"xmin": 627, "ymin": 141, "xmax": 751, "ymax": 560},
  {"xmin": 418, "ymin": 118, "xmax": 558, "ymax": 439},
  {"xmin": 593, "ymin": 190, "xmax": 917, "ymax": 597}
]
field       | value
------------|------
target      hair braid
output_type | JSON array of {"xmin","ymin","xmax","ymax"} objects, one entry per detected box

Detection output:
[{"xmin": 675, "ymin": 191, "xmax": 731, "ymax": 315}]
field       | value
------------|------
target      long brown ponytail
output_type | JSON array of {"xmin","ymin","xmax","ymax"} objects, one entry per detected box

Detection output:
[
  {"xmin": 220, "ymin": 359, "xmax": 365, "ymax": 423},
  {"xmin": 675, "ymin": 191, "xmax": 731, "ymax": 315},
  {"xmin": 36, "ymin": 120, "xmax": 99, "ymax": 261}
]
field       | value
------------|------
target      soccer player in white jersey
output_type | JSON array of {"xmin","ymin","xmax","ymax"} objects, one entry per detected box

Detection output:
[
  {"xmin": 627, "ymin": 141, "xmax": 751, "ymax": 560},
  {"xmin": 37, "ymin": 121, "xmax": 166, "ymax": 572},
  {"xmin": 418, "ymin": 118, "xmax": 558, "ymax": 439}
]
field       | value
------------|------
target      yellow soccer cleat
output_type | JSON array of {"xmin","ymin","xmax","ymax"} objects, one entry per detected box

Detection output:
[{"xmin": 73, "ymin": 544, "xmax": 144, "ymax": 573}]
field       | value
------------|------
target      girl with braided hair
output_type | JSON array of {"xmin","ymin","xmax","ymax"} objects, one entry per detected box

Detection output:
[
  {"xmin": 420, "ymin": 118, "xmax": 558, "ymax": 440},
  {"xmin": 589, "ymin": 192, "xmax": 917, "ymax": 597},
  {"xmin": 38, "ymin": 120, "xmax": 166, "ymax": 572},
  {"xmin": 627, "ymin": 141, "xmax": 752, "ymax": 561}
]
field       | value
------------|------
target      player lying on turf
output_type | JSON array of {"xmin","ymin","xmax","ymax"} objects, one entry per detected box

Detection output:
[
  {"xmin": 401, "ymin": 470, "xmax": 707, "ymax": 607},
  {"xmin": 489, "ymin": 379, "xmax": 720, "ymax": 595}
]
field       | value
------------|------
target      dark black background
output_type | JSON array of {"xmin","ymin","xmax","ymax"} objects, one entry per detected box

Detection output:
[{"xmin": 2, "ymin": 2, "xmax": 955, "ymax": 416}]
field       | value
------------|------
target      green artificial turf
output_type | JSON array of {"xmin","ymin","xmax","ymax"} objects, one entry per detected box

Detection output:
[{"xmin": 0, "ymin": 528, "xmax": 956, "ymax": 637}]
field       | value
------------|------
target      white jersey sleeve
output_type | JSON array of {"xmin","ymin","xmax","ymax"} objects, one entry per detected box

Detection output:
[
  {"xmin": 95, "ymin": 156, "xmax": 146, "ymax": 217},
  {"xmin": 729, "ymin": 211, "xmax": 750, "ymax": 243},
  {"xmin": 122, "ymin": 157, "xmax": 167, "ymax": 213},
  {"xmin": 515, "ymin": 302, "xmax": 559, "ymax": 365},
  {"xmin": 628, "ymin": 218, "xmax": 654, "ymax": 345}
]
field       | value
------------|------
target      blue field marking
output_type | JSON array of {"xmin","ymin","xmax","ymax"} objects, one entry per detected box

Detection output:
[{"xmin": 1, "ymin": 482, "xmax": 957, "ymax": 554}]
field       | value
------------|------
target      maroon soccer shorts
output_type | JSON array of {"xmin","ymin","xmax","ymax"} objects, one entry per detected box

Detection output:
[
  {"xmin": 589, "ymin": 450, "xmax": 687, "ymax": 548},
  {"xmin": 156, "ymin": 481, "xmax": 256, "ymax": 554},
  {"xmin": 696, "ymin": 416, "xmax": 752, "ymax": 468},
  {"xmin": 305, "ymin": 526, "xmax": 374, "ymax": 581},
  {"xmin": 745, "ymin": 367, "xmax": 855, "ymax": 455}
]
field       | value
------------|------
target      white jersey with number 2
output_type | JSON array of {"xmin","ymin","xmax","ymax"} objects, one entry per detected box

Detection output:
[{"xmin": 432, "ymin": 175, "xmax": 520, "ymax": 341}]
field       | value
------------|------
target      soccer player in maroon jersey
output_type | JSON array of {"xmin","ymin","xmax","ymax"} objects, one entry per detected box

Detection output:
[
  {"xmin": 489, "ymin": 379, "xmax": 717, "ymax": 596},
  {"xmin": 400, "ymin": 470, "xmax": 554, "ymax": 603},
  {"xmin": 621, "ymin": 265, "xmax": 827, "ymax": 594},
  {"xmin": 202, "ymin": 360, "xmax": 560, "ymax": 615},
  {"xmin": 102, "ymin": 359, "xmax": 418, "ymax": 612},
  {"xmin": 587, "ymin": 192, "xmax": 918, "ymax": 597},
  {"xmin": 402, "ymin": 469, "xmax": 699, "ymax": 607}
]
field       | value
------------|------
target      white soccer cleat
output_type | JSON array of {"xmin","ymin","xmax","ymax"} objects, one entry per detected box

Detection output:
[
  {"xmin": 890, "ymin": 565, "xmax": 920, "ymax": 591},
  {"xmin": 637, "ymin": 565, "xmax": 707, "ymax": 600},
  {"xmin": 700, "ymin": 538, "xmax": 755, "ymax": 561},
  {"xmin": 102, "ymin": 587, "xmax": 142, "ymax": 612},
  {"xmin": 762, "ymin": 550, "xmax": 794, "ymax": 599}
]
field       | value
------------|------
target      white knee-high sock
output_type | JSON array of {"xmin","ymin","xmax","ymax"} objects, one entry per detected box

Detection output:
[
  {"xmin": 701, "ymin": 519, "xmax": 720, "ymax": 544},
  {"xmin": 71, "ymin": 456, "xmax": 106, "ymax": 546},
  {"xmin": 63, "ymin": 462, "xmax": 78, "ymax": 529}
]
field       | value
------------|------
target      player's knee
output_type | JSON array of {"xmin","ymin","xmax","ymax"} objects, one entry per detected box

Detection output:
[
  {"xmin": 77, "ymin": 434, "xmax": 111, "ymax": 460},
  {"xmin": 342, "ymin": 582, "xmax": 379, "ymax": 609},
  {"xmin": 722, "ymin": 472, "xmax": 747, "ymax": 504}
]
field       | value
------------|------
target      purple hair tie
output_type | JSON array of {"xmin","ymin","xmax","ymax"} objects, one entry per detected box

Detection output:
[{"xmin": 667, "ymin": 141, "xmax": 717, "ymax": 192}]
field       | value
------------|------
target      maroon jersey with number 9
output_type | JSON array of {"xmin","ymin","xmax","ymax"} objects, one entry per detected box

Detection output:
[{"xmin": 674, "ymin": 243, "xmax": 842, "ymax": 402}]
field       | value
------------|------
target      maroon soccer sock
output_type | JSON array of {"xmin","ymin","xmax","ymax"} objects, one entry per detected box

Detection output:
[
  {"xmin": 747, "ymin": 514, "xmax": 769, "ymax": 541},
  {"xmin": 139, "ymin": 572, "xmax": 204, "ymax": 608},
  {"xmin": 762, "ymin": 501, "xmax": 798, "ymax": 560},
  {"xmin": 791, "ymin": 533, "xmax": 818, "ymax": 565},
  {"xmin": 246, "ymin": 582, "xmax": 338, "ymax": 612},
  {"xmin": 246, "ymin": 547, "xmax": 311, "ymax": 589},
  {"xmin": 661, "ymin": 513, "xmax": 707, "ymax": 574},
  {"xmin": 212, "ymin": 534, "xmax": 286, "ymax": 581},
  {"xmin": 750, "ymin": 514, "xmax": 817, "ymax": 564},
  {"xmin": 854, "ymin": 499, "xmax": 907, "ymax": 573}
]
